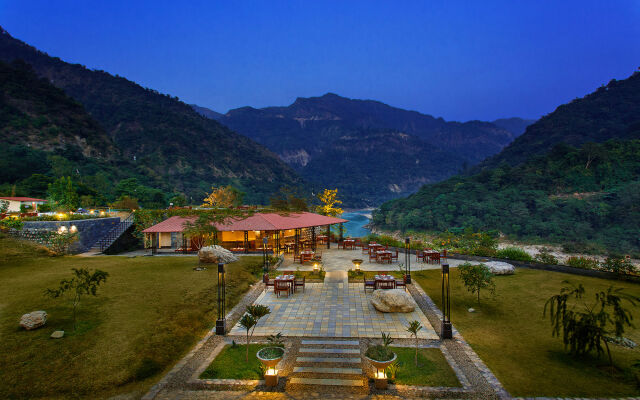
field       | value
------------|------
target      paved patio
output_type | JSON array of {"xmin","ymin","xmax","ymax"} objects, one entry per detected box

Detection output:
[{"xmin": 229, "ymin": 279, "xmax": 438, "ymax": 339}]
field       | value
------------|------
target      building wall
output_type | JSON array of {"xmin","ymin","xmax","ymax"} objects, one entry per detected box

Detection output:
[
  {"xmin": 21, "ymin": 217, "xmax": 121, "ymax": 253},
  {"xmin": 6, "ymin": 200, "xmax": 20, "ymax": 212}
]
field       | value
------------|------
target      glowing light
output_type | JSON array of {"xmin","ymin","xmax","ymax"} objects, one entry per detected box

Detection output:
[
  {"xmin": 313, "ymin": 263, "xmax": 319, "ymax": 272},
  {"xmin": 375, "ymin": 370, "xmax": 386, "ymax": 380},
  {"xmin": 100, "ymin": 211, "xmax": 106, "ymax": 216},
  {"xmin": 265, "ymin": 368, "xmax": 278, "ymax": 376},
  {"xmin": 70, "ymin": 225, "xmax": 78, "ymax": 233},
  {"xmin": 57, "ymin": 226, "xmax": 67, "ymax": 234}
]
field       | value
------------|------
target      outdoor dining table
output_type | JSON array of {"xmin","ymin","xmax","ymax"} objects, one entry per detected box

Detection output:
[
  {"xmin": 421, "ymin": 250, "xmax": 440, "ymax": 263},
  {"xmin": 343, "ymin": 239, "xmax": 355, "ymax": 249},
  {"xmin": 374, "ymin": 274, "xmax": 396, "ymax": 289},
  {"xmin": 300, "ymin": 250, "xmax": 315, "ymax": 263},
  {"xmin": 275, "ymin": 274, "xmax": 295, "ymax": 294},
  {"xmin": 369, "ymin": 243, "xmax": 383, "ymax": 253},
  {"xmin": 376, "ymin": 250, "xmax": 392, "ymax": 263},
  {"xmin": 317, "ymin": 235, "xmax": 328, "ymax": 244}
]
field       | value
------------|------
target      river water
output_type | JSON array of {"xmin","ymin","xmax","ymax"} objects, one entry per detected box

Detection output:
[{"xmin": 340, "ymin": 209, "xmax": 372, "ymax": 238}]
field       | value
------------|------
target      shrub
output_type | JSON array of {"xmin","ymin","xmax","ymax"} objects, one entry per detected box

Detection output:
[
  {"xmin": 565, "ymin": 256, "xmax": 601, "ymax": 270},
  {"xmin": 365, "ymin": 332, "xmax": 395, "ymax": 361},
  {"xmin": 601, "ymin": 256, "xmax": 636, "ymax": 275},
  {"xmin": 0, "ymin": 218, "xmax": 24, "ymax": 231},
  {"xmin": 534, "ymin": 247, "xmax": 558, "ymax": 265},
  {"xmin": 496, "ymin": 247, "xmax": 532, "ymax": 262}
]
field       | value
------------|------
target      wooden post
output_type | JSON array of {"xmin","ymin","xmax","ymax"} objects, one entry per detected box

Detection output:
[
  {"xmin": 326, "ymin": 225, "xmax": 331, "ymax": 249},
  {"xmin": 311, "ymin": 227, "xmax": 316, "ymax": 251},
  {"xmin": 294, "ymin": 228, "xmax": 300, "ymax": 255},
  {"xmin": 243, "ymin": 231, "xmax": 249, "ymax": 254}
]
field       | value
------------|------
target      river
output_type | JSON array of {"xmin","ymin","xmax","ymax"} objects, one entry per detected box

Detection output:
[{"xmin": 340, "ymin": 209, "xmax": 372, "ymax": 238}]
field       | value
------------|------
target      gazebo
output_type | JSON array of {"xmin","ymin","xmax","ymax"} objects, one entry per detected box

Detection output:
[{"xmin": 142, "ymin": 211, "xmax": 348, "ymax": 254}]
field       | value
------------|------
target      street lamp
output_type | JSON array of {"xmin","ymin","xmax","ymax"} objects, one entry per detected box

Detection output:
[
  {"xmin": 404, "ymin": 237, "xmax": 411, "ymax": 284},
  {"xmin": 440, "ymin": 263, "xmax": 452, "ymax": 339},
  {"xmin": 216, "ymin": 263, "xmax": 226, "ymax": 335},
  {"xmin": 262, "ymin": 236, "xmax": 269, "ymax": 273}
]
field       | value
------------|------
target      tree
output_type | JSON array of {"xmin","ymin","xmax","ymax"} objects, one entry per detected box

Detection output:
[
  {"xmin": 112, "ymin": 195, "xmax": 140, "ymax": 210},
  {"xmin": 238, "ymin": 304, "xmax": 271, "ymax": 362},
  {"xmin": 0, "ymin": 199, "xmax": 8, "ymax": 214},
  {"xmin": 406, "ymin": 320, "xmax": 423, "ymax": 366},
  {"xmin": 202, "ymin": 185, "xmax": 243, "ymax": 208},
  {"xmin": 316, "ymin": 188, "xmax": 343, "ymax": 217},
  {"xmin": 544, "ymin": 281, "xmax": 639, "ymax": 367},
  {"xmin": 169, "ymin": 194, "xmax": 187, "ymax": 207},
  {"xmin": 48, "ymin": 176, "xmax": 79, "ymax": 211},
  {"xmin": 45, "ymin": 268, "xmax": 109, "ymax": 330},
  {"xmin": 458, "ymin": 263, "xmax": 495, "ymax": 303}
]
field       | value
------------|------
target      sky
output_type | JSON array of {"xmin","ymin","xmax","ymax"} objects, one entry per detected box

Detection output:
[{"xmin": 2, "ymin": 0, "xmax": 639, "ymax": 121}]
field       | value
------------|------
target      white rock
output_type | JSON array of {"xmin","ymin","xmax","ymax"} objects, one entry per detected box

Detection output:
[
  {"xmin": 485, "ymin": 261, "xmax": 515, "ymax": 275},
  {"xmin": 50, "ymin": 330, "xmax": 64, "ymax": 339},
  {"xmin": 198, "ymin": 245, "xmax": 238, "ymax": 264},
  {"xmin": 468, "ymin": 308, "xmax": 475, "ymax": 313},
  {"xmin": 370, "ymin": 289, "xmax": 415, "ymax": 313},
  {"xmin": 20, "ymin": 311, "xmax": 47, "ymax": 330}
]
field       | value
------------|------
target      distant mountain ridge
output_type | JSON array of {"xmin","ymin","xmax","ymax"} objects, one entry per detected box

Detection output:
[
  {"xmin": 196, "ymin": 93, "xmax": 525, "ymax": 206},
  {"xmin": 0, "ymin": 27, "xmax": 301, "ymax": 203},
  {"xmin": 491, "ymin": 117, "xmax": 535, "ymax": 136}
]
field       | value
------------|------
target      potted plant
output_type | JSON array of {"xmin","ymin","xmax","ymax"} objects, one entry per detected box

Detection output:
[
  {"xmin": 364, "ymin": 332, "xmax": 396, "ymax": 389},
  {"xmin": 257, "ymin": 332, "xmax": 285, "ymax": 387}
]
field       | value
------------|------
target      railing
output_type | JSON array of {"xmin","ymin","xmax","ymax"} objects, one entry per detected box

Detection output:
[{"xmin": 97, "ymin": 213, "xmax": 135, "ymax": 252}]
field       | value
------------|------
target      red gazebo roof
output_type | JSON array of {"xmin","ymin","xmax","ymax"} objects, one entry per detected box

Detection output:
[
  {"xmin": 142, "ymin": 211, "xmax": 348, "ymax": 233},
  {"xmin": 0, "ymin": 197, "xmax": 46, "ymax": 202}
]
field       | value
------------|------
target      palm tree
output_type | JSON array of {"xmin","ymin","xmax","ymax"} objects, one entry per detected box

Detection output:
[
  {"xmin": 406, "ymin": 320, "xmax": 422, "ymax": 366},
  {"xmin": 238, "ymin": 305, "xmax": 271, "ymax": 362}
]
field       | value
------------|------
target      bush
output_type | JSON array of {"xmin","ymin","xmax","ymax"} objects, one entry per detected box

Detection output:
[
  {"xmin": 495, "ymin": 247, "xmax": 532, "ymax": 262},
  {"xmin": 534, "ymin": 247, "xmax": 558, "ymax": 265},
  {"xmin": 365, "ymin": 345, "xmax": 395, "ymax": 361},
  {"xmin": 0, "ymin": 218, "xmax": 24, "ymax": 231},
  {"xmin": 601, "ymin": 256, "xmax": 636, "ymax": 275},
  {"xmin": 565, "ymin": 256, "xmax": 601, "ymax": 270}
]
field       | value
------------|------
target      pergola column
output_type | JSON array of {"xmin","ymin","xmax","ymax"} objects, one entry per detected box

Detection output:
[
  {"xmin": 326, "ymin": 225, "xmax": 331, "ymax": 249},
  {"xmin": 243, "ymin": 231, "xmax": 249, "ymax": 254},
  {"xmin": 339, "ymin": 223, "xmax": 344, "ymax": 241},
  {"xmin": 311, "ymin": 227, "xmax": 316, "ymax": 251},
  {"xmin": 294, "ymin": 228, "xmax": 300, "ymax": 254}
]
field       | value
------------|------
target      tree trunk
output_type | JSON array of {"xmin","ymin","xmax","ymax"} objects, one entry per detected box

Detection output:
[
  {"xmin": 415, "ymin": 337, "xmax": 418, "ymax": 366},
  {"xmin": 246, "ymin": 331, "xmax": 249, "ymax": 363},
  {"xmin": 604, "ymin": 340, "xmax": 614, "ymax": 373}
]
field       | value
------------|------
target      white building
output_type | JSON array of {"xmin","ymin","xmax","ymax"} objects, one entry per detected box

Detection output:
[{"xmin": 0, "ymin": 197, "xmax": 47, "ymax": 213}]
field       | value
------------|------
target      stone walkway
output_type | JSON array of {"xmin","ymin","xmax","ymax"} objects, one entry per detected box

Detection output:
[{"xmin": 229, "ymin": 281, "xmax": 437, "ymax": 339}]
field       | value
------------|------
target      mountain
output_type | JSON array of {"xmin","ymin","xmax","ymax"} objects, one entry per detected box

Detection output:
[
  {"xmin": 201, "ymin": 93, "xmax": 520, "ymax": 206},
  {"xmin": 491, "ymin": 117, "xmax": 535, "ymax": 136},
  {"xmin": 0, "ymin": 27, "xmax": 301, "ymax": 204},
  {"xmin": 373, "ymin": 70, "xmax": 640, "ymax": 254},
  {"xmin": 480, "ymin": 71, "xmax": 640, "ymax": 170},
  {"xmin": 191, "ymin": 104, "xmax": 223, "ymax": 120}
]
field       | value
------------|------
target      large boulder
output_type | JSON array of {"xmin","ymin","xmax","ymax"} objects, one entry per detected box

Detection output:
[
  {"xmin": 370, "ymin": 289, "xmax": 415, "ymax": 313},
  {"xmin": 20, "ymin": 311, "xmax": 47, "ymax": 330},
  {"xmin": 198, "ymin": 245, "xmax": 238, "ymax": 264},
  {"xmin": 485, "ymin": 261, "xmax": 515, "ymax": 275}
]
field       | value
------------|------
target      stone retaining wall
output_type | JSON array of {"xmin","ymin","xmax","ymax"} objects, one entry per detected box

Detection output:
[{"xmin": 21, "ymin": 217, "xmax": 120, "ymax": 254}]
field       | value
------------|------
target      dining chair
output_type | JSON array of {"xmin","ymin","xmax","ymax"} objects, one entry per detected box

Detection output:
[
  {"xmin": 274, "ymin": 280, "xmax": 289, "ymax": 297},
  {"xmin": 294, "ymin": 276, "xmax": 305, "ymax": 293},
  {"xmin": 263, "ymin": 273, "xmax": 275, "ymax": 292},
  {"xmin": 364, "ymin": 275, "xmax": 375, "ymax": 292},
  {"xmin": 395, "ymin": 275, "xmax": 407, "ymax": 291}
]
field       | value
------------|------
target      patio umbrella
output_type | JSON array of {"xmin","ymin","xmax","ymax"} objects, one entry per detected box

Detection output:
[{"xmin": 198, "ymin": 245, "xmax": 238, "ymax": 264}]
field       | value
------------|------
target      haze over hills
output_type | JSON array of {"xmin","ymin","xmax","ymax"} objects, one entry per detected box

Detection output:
[
  {"xmin": 374, "ymin": 70, "xmax": 640, "ymax": 254},
  {"xmin": 0, "ymin": 27, "xmax": 301, "ymax": 204},
  {"xmin": 195, "ymin": 93, "xmax": 527, "ymax": 206}
]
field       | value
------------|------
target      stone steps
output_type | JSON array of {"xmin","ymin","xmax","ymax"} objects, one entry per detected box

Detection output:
[{"xmin": 288, "ymin": 338, "xmax": 364, "ymax": 388}]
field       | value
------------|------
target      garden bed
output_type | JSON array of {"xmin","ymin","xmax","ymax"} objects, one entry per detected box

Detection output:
[
  {"xmin": 200, "ymin": 344, "xmax": 267, "ymax": 380},
  {"xmin": 387, "ymin": 347, "xmax": 460, "ymax": 387}
]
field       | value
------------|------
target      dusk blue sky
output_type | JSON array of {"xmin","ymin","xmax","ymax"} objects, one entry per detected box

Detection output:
[{"xmin": 2, "ymin": 1, "xmax": 639, "ymax": 121}]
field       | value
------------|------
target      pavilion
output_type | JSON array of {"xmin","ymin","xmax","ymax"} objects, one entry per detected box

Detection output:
[{"xmin": 142, "ymin": 211, "xmax": 348, "ymax": 253}]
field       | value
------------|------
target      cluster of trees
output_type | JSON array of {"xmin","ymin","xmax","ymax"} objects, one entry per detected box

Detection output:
[{"xmin": 374, "ymin": 140, "xmax": 640, "ymax": 255}]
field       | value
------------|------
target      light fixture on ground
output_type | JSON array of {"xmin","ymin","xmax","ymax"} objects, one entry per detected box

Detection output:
[
  {"xmin": 404, "ymin": 237, "xmax": 412, "ymax": 283},
  {"xmin": 374, "ymin": 369, "xmax": 387, "ymax": 389},
  {"xmin": 440, "ymin": 263, "xmax": 452, "ymax": 339},
  {"xmin": 264, "ymin": 367, "xmax": 278, "ymax": 386},
  {"xmin": 313, "ymin": 262, "xmax": 319, "ymax": 273},
  {"xmin": 216, "ymin": 263, "xmax": 226, "ymax": 335},
  {"xmin": 352, "ymin": 258, "xmax": 362, "ymax": 272}
]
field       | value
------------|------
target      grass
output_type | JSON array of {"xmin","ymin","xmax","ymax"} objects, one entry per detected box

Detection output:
[
  {"xmin": 0, "ymin": 233, "xmax": 264, "ymax": 399},
  {"xmin": 413, "ymin": 267, "xmax": 640, "ymax": 397},
  {"xmin": 200, "ymin": 343, "xmax": 266, "ymax": 380},
  {"xmin": 388, "ymin": 347, "xmax": 461, "ymax": 387}
]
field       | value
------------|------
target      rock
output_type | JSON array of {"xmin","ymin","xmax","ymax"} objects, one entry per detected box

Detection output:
[
  {"xmin": 370, "ymin": 289, "xmax": 415, "ymax": 313},
  {"xmin": 198, "ymin": 245, "xmax": 238, "ymax": 264},
  {"xmin": 485, "ymin": 261, "xmax": 515, "ymax": 275},
  {"xmin": 468, "ymin": 308, "xmax": 475, "ymax": 313},
  {"xmin": 20, "ymin": 311, "xmax": 47, "ymax": 330},
  {"xmin": 50, "ymin": 330, "xmax": 64, "ymax": 339}
]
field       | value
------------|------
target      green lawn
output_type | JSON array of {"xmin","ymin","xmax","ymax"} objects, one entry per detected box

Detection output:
[
  {"xmin": 200, "ymin": 344, "xmax": 267, "ymax": 379},
  {"xmin": 0, "ymin": 234, "xmax": 263, "ymax": 399},
  {"xmin": 389, "ymin": 347, "xmax": 460, "ymax": 387},
  {"xmin": 413, "ymin": 268, "xmax": 640, "ymax": 397}
]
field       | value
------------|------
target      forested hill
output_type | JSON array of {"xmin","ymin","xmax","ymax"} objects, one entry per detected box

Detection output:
[
  {"xmin": 0, "ymin": 27, "xmax": 301, "ymax": 204},
  {"xmin": 373, "ymin": 139, "xmax": 640, "ymax": 254},
  {"xmin": 479, "ymin": 70, "xmax": 640, "ymax": 170},
  {"xmin": 198, "ymin": 93, "xmax": 523, "ymax": 206}
]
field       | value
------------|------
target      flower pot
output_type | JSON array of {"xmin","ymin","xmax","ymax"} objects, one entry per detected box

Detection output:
[
  {"xmin": 257, "ymin": 346, "xmax": 284, "ymax": 368},
  {"xmin": 364, "ymin": 352, "xmax": 397, "ymax": 372}
]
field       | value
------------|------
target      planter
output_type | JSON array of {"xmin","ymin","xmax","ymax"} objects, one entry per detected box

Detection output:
[
  {"xmin": 257, "ymin": 346, "xmax": 284, "ymax": 387},
  {"xmin": 364, "ymin": 352, "xmax": 396, "ymax": 389}
]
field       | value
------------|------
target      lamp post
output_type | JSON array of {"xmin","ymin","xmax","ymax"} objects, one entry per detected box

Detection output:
[
  {"xmin": 404, "ymin": 237, "xmax": 412, "ymax": 284},
  {"xmin": 216, "ymin": 263, "xmax": 226, "ymax": 335},
  {"xmin": 440, "ymin": 263, "xmax": 452, "ymax": 339},
  {"xmin": 262, "ymin": 236, "xmax": 269, "ymax": 273}
]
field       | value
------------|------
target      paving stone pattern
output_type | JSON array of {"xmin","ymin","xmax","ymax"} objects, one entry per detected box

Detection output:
[{"xmin": 229, "ymin": 282, "xmax": 438, "ymax": 339}]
